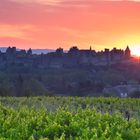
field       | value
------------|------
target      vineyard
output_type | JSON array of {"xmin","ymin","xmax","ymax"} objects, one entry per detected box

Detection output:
[{"xmin": 0, "ymin": 97, "xmax": 140, "ymax": 140}]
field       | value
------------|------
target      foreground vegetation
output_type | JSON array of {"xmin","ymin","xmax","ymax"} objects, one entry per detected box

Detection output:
[{"xmin": 0, "ymin": 97, "xmax": 140, "ymax": 139}]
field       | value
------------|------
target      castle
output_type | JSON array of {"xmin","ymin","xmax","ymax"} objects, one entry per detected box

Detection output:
[{"xmin": 0, "ymin": 46, "xmax": 131, "ymax": 69}]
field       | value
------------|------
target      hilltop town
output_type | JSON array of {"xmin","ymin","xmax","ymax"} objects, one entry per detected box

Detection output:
[
  {"xmin": 1, "ymin": 45, "xmax": 140, "ymax": 97},
  {"xmin": 0, "ymin": 46, "xmax": 131, "ymax": 69}
]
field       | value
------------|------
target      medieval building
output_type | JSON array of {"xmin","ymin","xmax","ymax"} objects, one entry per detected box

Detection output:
[{"xmin": 0, "ymin": 46, "xmax": 131, "ymax": 69}]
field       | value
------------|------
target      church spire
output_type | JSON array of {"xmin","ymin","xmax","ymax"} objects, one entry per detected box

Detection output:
[
  {"xmin": 90, "ymin": 46, "xmax": 92, "ymax": 51},
  {"xmin": 125, "ymin": 45, "xmax": 131, "ymax": 58}
]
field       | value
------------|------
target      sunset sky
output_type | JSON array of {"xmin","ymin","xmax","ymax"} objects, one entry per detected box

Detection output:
[{"xmin": 1, "ymin": 0, "xmax": 140, "ymax": 51}]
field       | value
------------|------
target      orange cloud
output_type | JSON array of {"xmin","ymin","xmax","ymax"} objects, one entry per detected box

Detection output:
[
  {"xmin": 0, "ymin": 24, "xmax": 35, "ymax": 38},
  {"xmin": 0, "ymin": 0, "xmax": 140, "ymax": 50}
]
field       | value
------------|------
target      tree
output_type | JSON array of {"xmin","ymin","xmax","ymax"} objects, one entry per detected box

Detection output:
[
  {"xmin": 27, "ymin": 48, "xmax": 32, "ymax": 55},
  {"xmin": 16, "ymin": 74, "xmax": 24, "ymax": 96}
]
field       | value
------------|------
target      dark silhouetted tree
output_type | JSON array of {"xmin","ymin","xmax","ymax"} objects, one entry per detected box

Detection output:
[
  {"xmin": 16, "ymin": 74, "xmax": 23, "ymax": 96},
  {"xmin": 27, "ymin": 48, "xmax": 32, "ymax": 55}
]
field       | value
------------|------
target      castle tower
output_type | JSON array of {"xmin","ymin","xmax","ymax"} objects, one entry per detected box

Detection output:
[{"xmin": 125, "ymin": 45, "xmax": 131, "ymax": 58}]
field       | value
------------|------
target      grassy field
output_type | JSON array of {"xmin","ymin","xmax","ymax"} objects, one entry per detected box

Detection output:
[{"xmin": 0, "ymin": 97, "xmax": 140, "ymax": 140}]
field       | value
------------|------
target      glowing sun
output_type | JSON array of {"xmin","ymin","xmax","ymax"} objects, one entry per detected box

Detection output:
[{"xmin": 131, "ymin": 46, "xmax": 140, "ymax": 56}]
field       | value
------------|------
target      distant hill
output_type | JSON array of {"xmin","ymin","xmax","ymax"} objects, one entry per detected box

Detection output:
[
  {"xmin": 0, "ymin": 47, "xmax": 55, "ymax": 54},
  {"xmin": 0, "ymin": 47, "xmax": 11, "ymax": 52},
  {"xmin": 31, "ymin": 49, "xmax": 55, "ymax": 54}
]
